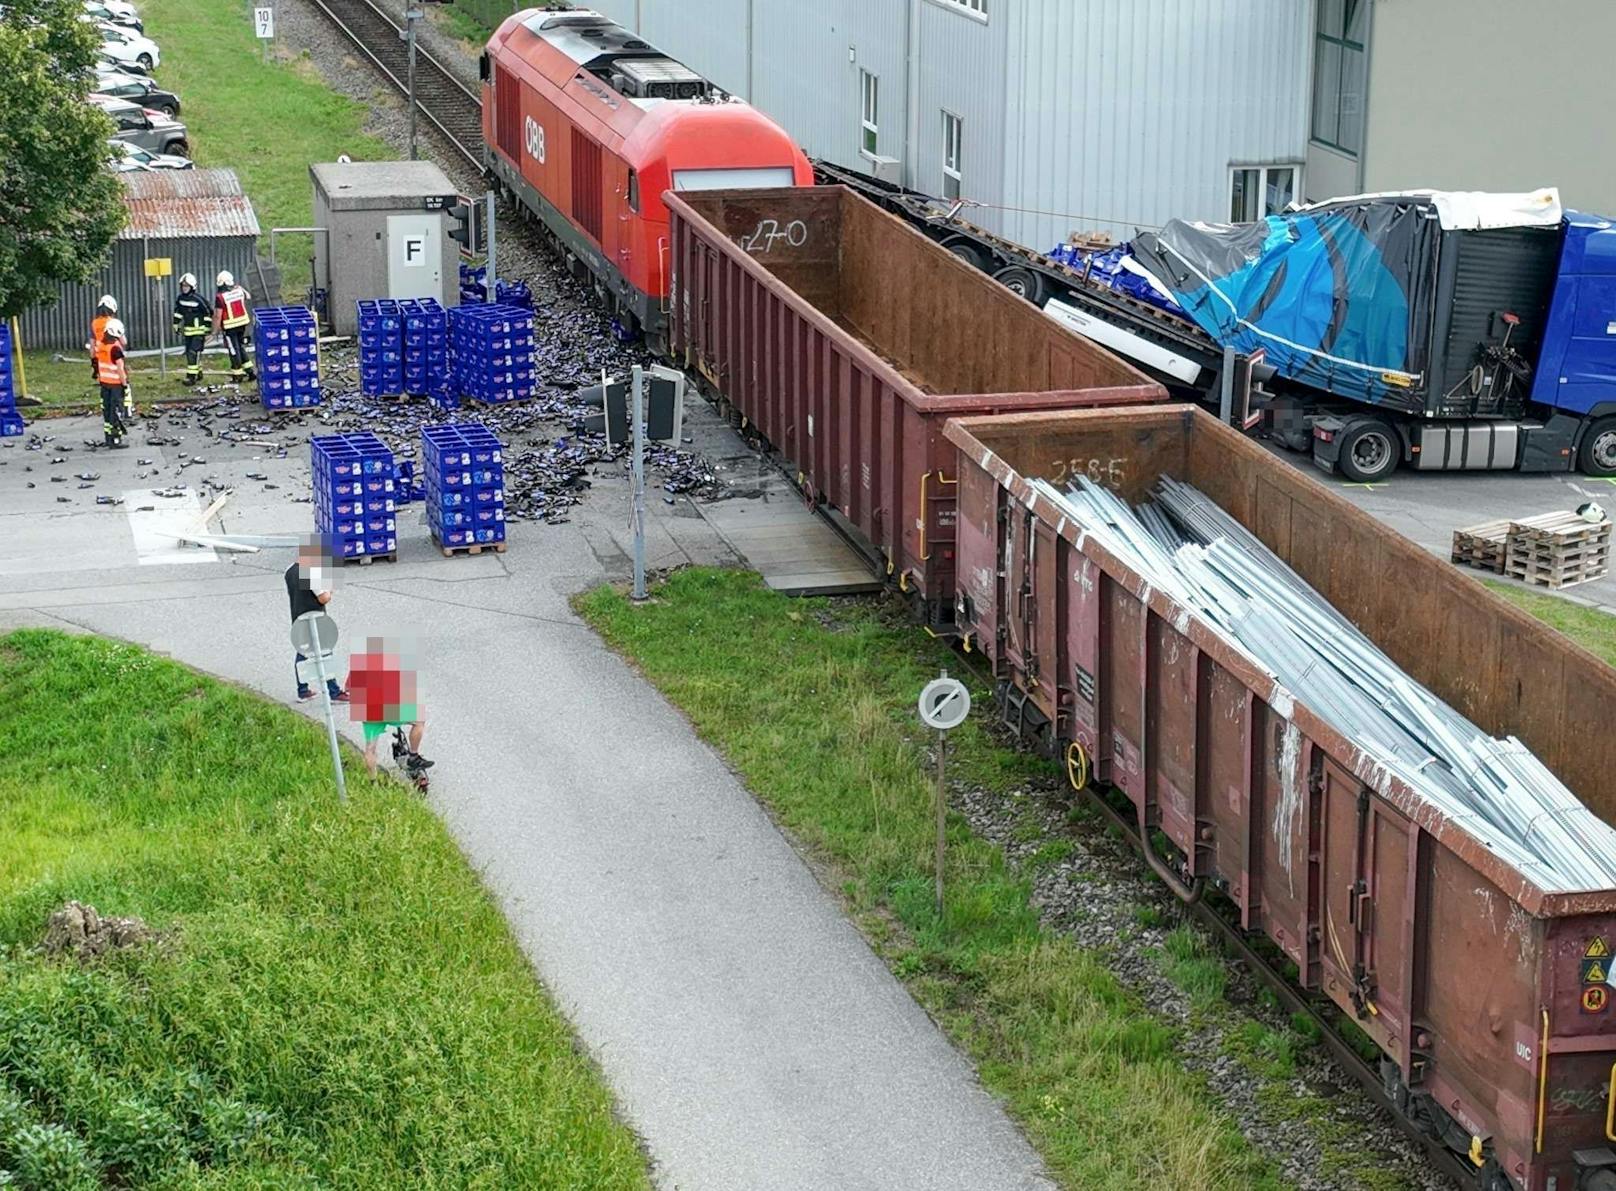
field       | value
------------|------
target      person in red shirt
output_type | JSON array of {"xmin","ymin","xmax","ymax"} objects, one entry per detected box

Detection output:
[{"xmin": 347, "ymin": 636, "xmax": 432, "ymax": 779}]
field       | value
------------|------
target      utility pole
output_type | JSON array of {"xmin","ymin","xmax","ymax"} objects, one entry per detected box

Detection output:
[{"xmin": 403, "ymin": 3, "xmax": 421, "ymax": 160}]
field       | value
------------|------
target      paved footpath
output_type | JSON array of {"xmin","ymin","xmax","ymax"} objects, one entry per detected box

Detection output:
[{"xmin": 0, "ymin": 410, "xmax": 1051, "ymax": 1191}]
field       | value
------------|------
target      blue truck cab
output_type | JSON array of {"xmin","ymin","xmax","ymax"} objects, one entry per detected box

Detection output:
[{"xmin": 1531, "ymin": 211, "xmax": 1616, "ymax": 473}]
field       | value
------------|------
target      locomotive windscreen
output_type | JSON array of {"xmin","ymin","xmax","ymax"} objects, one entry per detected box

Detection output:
[{"xmin": 672, "ymin": 167, "xmax": 798, "ymax": 192}]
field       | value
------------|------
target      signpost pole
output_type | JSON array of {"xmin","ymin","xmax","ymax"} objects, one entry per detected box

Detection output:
[
  {"xmin": 485, "ymin": 190, "xmax": 497, "ymax": 303},
  {"xmin": 917, "ymin": 668, "xmax": 969, "ymax": 921},
  {"xmin": 934, "ymin": 723, "xmax": 946, "ymax": 916},
  {"xmin": 308, "ymin": 646, "xmax": 347, "ymax": 804},
  {"xmin": 630, "ymin": 364, "xmax": 647, "ymax": 601}
]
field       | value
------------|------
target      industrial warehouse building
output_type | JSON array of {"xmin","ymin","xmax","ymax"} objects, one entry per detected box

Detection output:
[
  {"xmin": 18, "ymin": 168, "xmax": 260, "ymax": 352},
  {"xmin": 587, "ymin": 0, "xmax": 1616, "ymax": 248}
]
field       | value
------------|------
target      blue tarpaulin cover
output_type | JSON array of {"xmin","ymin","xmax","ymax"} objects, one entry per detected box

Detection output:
[{"xmin": 1128, "ymin": 201, "xmax": 1432, "ymax": 408}]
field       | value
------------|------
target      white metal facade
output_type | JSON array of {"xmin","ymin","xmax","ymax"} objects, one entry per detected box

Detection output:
[{"xmin": 589, "ymin": 0, "xmax": 1312, "ymax": 248}]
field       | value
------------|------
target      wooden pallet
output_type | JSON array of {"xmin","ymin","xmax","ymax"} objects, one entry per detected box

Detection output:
[
  {"xmin": 1451, "ymin": 519, "xmax": 1510, "ymax": 573},
  {"xmin": 434, "ymin": 537, "xmax": 507, "ymax": 558},
  {"xmin": 1505, "ymin": 512, "xmax": 1612, "ymax": 588},
  {"xmin": 1504, "ymin": 560, "xmax": 1609, "ymax": 589},
  {"xmin": 336, "ymin": 551, "xmax": 397, "ymax": 566}
]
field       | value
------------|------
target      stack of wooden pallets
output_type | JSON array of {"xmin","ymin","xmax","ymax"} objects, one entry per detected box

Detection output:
[{"xmin": 1452, "ymin": 511, "xmax": 1611, "ymax": 589}]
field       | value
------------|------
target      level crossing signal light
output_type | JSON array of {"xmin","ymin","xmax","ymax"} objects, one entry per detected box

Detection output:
[{"xmin": 448, "ymin": 198, "xmax": 487, "ymax": 256}]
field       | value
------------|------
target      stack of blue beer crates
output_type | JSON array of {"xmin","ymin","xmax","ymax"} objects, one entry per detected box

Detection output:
[
  {"xmin": 400, "ymin": 297, "xmax": 448, "ymax": 396},
  {"xmin": 311, "ymin": 432, "xmax": 398, "ymax": 560},
  {"xmin": 450, "ymin": 304, "xmax": 535, "ymax": 405},
  {"xmin": 356, "ymin": 299, "xmax": 403, "ymax": 396},
  {"xmin": 0, "ymin": 323, "xmax": 23, "ymax": 437},
  {"xmin": 421, "ymin": 422, "xmax": 506, "ymax": 552},
  {"xmin": 254, "ymin": 306, "xmax": 321, "ymax": 410}
]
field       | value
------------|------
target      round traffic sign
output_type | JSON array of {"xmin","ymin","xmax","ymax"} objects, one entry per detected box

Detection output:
[
  {"xmin": 289, "ymin": 610, "xmax": 338, "ymax": 655},
  {"xmin": 918, "ymin": 676, "xmax": 971, "ymax": 731}
]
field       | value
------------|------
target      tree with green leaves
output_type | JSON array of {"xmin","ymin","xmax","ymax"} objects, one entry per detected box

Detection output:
[{"xmin": 0, "ymin": 0, "xmax": 126, "ymax": 321}]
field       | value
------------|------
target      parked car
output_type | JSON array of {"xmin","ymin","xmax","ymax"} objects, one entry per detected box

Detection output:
[
  {"xmin": 109, "ymin": 139, "xmax": 192, "ymax": 171},
  {"xmin": 95, "ymin": 22, "xmax": 158, "ymax": 72},
  {"xmin": 90, "ymin": 96, "xmax": 187, "ymax": 156},
  {"xmin": 83, "ymin": 1, "xmax": 141, "ymax": 31},
  {"xmin": 94, "ymin": 70, "xmax": 178, "ymax": 116}
]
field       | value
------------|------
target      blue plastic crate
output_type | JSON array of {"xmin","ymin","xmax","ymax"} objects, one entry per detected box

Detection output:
[{"xmin": 0, "ymin": 412, "xmax": 24, "ymax": 438}]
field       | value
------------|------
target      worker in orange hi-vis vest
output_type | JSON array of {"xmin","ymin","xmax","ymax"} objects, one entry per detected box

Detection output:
[
  {"xmin": 86, "ymin": 294, "xmax": 117, "ymax": 381},
  {"xmin": 211, "ymin": 270, "xmax": 256, "ymax": 383},
  {"xmin": 94, "ymin": 318, "xmax": 131, "ymax": 449}
]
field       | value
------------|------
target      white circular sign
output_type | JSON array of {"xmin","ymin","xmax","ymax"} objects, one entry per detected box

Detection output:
[
  {"xmin": 289, "ymin": 610, "xmax": 338, "ymax": 655},
  {"xmin": 918, "ymin": 677, "xmax": 971, "ymax": 731},
  {"xmin": 524, "ymin": 115, "xmax": 546, "ymax": 164}
]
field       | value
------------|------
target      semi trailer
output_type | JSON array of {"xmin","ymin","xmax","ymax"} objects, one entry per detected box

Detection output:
[{"xmin": 816, "ymin": 163, "xmax": 1616, "ymax": 484}]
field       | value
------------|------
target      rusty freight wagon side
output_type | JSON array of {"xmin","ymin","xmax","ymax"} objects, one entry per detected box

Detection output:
[
  {"xmin": 947, "ymin": 404, "xmax": 1616, "ymax": 1191},
  {"xmin": 665, "ymin": 185, "xmax": 1164, "ymax": 625}
]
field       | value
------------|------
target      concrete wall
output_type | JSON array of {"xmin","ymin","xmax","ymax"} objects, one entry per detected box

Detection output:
[{"xmin": 1360, "ymin": 0, "xmax": 1616, "ymax": 214}]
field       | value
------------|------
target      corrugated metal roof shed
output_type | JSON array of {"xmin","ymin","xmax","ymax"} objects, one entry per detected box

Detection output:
[
  {"xmin": 17, "ymin": 167, "xmax": 261, "ymax": 354},
  {"xmin": 119, "ymin": 168, "xmax": 261, "ymax": 239}
]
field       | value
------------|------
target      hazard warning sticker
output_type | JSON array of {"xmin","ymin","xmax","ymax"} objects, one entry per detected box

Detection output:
[
  {"xmin": 1588, "ymin": 938, "xmax": 1610, "ymax": 959},
  {"xmin": 1584, "ymin": 958, "xmax": 1609, "ymax": 985},
  {"xmin": 1585, "ymin": 986, "xmax": 1610, "ymax": 1014}
]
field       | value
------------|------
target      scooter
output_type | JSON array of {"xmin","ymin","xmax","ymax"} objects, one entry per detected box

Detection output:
[{"xmin": 390, "ymin": 726, "xmax": 434, "ymax": 793}]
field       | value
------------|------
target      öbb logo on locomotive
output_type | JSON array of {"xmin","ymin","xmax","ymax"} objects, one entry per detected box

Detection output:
[{"xmin": 524, "ymin": 114, "xmax": 545, "ymax": 164}]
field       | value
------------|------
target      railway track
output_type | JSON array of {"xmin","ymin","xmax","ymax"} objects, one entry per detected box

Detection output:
[{"xmin": 303, "ymin": 0, "xmax": 485, "ymax": 170}]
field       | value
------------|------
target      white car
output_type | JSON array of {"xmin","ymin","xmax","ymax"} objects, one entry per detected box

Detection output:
[
  {"xmin": 96, "ymin": 22, "xmax": 158, "ymax": 72},
  {"xmin": 109, "ymin": 140, "xmax": 192, "ymax": 172},
  {"xmin": 83, "ymin": 1, "xmax": 141, "ymax": 31}
]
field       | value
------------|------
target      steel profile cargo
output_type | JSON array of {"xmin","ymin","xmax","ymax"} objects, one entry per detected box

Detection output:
[
  {"xmin": 665, "ymin": 185, "xmax": 1165, "ymax": 625},
  {"xmin": 945, "ymin": 403, "xmax": 1616, "ymax": 1191}
]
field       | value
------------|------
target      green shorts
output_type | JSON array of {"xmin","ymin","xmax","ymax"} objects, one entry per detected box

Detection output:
[{"xmin": 362, "ymin": 709, "xmax": 417, "ymax": 742}]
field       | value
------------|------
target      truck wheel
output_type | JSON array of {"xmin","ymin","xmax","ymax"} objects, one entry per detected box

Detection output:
[
  {"xmin": 993, "ymin": 265, "xmax": 1048, "ymax": 305},
  {"xmin": 1336, "ymin": 420, "xmax": 1399, "ymax": 482},
  {"xmin": 1577, "ymin": 416, "xmax": 1616, "ymax": 477},
  {"xmin": 943, "ymin": 237, "xmax": 989, "ymax": 273}
]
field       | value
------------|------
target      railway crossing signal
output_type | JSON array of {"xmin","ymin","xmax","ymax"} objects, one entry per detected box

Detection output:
[{"xmin": 918, "ymin": 673, "xmax": 971, "ymax": 917}]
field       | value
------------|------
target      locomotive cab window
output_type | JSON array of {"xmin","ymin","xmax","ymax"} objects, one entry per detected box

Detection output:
[
  {"xmin": 627, "ymin": 169, "xmax": 640, "ymax": 212},
  {"xmin": 478, "ymin": 52, "xmax": 490, "ymax": 83},
  {"xmin": 672, "ymin": 166, "xmax": 797, "ymax": 192}
]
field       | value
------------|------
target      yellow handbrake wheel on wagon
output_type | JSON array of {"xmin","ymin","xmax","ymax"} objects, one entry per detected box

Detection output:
[{"xmin": 1065, "ymin": 741, "xmax": 1091, "ymax": 792}]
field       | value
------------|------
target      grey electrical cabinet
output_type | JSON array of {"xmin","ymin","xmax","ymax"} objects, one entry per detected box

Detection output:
[{"xmin": 310, "ymin": 160, "xmax": 460, "ymax": 336}]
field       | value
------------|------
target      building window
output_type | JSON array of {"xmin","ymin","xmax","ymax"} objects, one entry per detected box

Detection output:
[
  {"xmin": 860, "ymin": 70, "xmax": 878, "ymax": 158},
  {"xmin": 934, "ymin": 0, "xmax": 986, "ymax": 17},
  {"xmin": 1312, "ymin": 0, "xmax": 1367, "ymax": 157},
  {"xmin": 1230, "ymin": 165, "xmax": 1299, "ymax": 221},
  {"xmin": 942, "ymin": 111, "xmax": 962, "ymax": 201}
]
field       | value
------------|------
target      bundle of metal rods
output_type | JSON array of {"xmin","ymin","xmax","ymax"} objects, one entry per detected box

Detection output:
[{"xmin": 1029, "ymin": 473, "xmax": 1616, "ymax": 893}]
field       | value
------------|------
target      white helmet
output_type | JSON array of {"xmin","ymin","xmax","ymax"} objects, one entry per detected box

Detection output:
[
  {"xmin": 216, "ymin": 270, "xmax": 234, "ymax": 287},
  {"xmin": 179, "ymin": 272, "xmax": 196, "ymax": 288},
  {"xmin": 104, "ymin": 318, "xmax": 126, "ymax": 340},
  {"xmin": 98, "ymin": 294, "xmax": 118, "ymax": 313}
]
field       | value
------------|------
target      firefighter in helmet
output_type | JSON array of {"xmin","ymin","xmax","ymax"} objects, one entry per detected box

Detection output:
[
  {"xmin": 211, "ymin": 270, "xmax": 255, "ymax": 383},
  {"xmin": 86, "ymin": 294, "xmax": 118, "ymax": 381},
  {"xmin": 172, "ymin": 273, "xmax": 211, "ymax": 386},
  {"xmin": 95, "ymin": 317, "xmax": 131, "ymax": 449}
]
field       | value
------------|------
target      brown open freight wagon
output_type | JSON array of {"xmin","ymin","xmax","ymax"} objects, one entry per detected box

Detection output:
[
  {"xmin": 946, "ymin": 404, "xmax": 1616, "ymax": 1191},
  {"xmin": 665, "ymin": 185, "xmax": 1165, "ymax": 625}
]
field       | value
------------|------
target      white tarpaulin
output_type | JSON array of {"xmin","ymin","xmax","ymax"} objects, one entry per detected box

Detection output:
[{"xmin": 1296, "ymin": 186, "xmax": 1563, "ymax": 230}]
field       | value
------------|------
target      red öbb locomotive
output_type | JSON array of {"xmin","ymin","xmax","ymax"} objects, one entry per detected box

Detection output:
[{"xmin": 481, "ymin": 8, "xmax": 813, "ymax": 341}]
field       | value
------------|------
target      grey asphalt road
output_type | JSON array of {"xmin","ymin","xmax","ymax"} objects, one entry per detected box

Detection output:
[
  {"xmin": 0, "ymin": 404, "xmax": 1052, "ymax": 1191},
  {"xmin": 1269, "ymin": 442, "xmax": 1616, "ymax": 610}
]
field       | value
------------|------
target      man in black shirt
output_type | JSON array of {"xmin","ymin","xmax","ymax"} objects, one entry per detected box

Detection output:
[{"xmin": 285, "ymin": 537, "xmax": 349, "ymax": 703}]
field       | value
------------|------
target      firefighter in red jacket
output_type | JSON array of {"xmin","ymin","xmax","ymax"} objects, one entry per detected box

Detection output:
[
  {"xmin": 95, "ymin": 317, "xmax": 131, "ymax": 449},
  {"xmin": 211, "ymin": 270, "xmax": 255, "ymax": 383}
]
